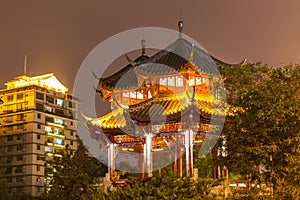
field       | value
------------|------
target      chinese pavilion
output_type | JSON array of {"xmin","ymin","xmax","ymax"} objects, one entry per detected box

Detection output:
[{"xmin": 83, "ymin": 21, "xmax": 246, "ymax": 179}]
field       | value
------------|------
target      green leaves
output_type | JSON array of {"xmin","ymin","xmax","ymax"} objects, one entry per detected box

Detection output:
[
  {"xmin": 220, "ymin": 64, "xmax": 300, "ymax": 198},
  {"xmin": 105, "ymin": 174, "xmax": 217, "ymax": 200}
]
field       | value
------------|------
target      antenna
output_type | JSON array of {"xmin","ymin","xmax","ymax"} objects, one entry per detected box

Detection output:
[
  {"xmin": 23, "ymin": 54, "xmax": 27, "ymax": 76},
  {"xmin": 179, "ymin": 8, "xmax": 182, "ymax": 21}
]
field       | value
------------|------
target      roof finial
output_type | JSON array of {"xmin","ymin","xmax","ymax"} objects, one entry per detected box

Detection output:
[
  {"xmin": 141, "ymin": 39, "xmax": 146, "ymax": 56},
  {"xmin": 178, "ymin": 20, "xmax": 184, "ymax": 37},
  {"xmin": 24, "ymin": 54, "xmax": 27, "ymax": 76}
]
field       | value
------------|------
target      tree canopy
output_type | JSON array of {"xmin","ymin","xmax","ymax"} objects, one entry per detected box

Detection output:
[{"xmin": 220, "ymin": 64, "xmax": 300, "ymax": 198}]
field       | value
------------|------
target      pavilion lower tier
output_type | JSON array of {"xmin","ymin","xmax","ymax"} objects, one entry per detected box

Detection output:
[{"xmin": 87, "ymin": 122, "xmax": 222, "ymax": 179}]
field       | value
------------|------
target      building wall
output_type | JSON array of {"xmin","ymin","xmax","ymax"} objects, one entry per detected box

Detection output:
[{"xmin": 0, "ymin": 84, "xmax": 78, "ymax": 196}]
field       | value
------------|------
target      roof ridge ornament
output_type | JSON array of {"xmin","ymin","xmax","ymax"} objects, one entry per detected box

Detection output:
[
  {"xmin": 189, "ymin": 43, "xmax": 194, "ymax": 62},
  {"xmin": 178, "ymin": 20, "xmax": 184, "ymax": 38},
  {"xmin": 125, "ymin": 54, "xmax": 136, "ymax": 66}
]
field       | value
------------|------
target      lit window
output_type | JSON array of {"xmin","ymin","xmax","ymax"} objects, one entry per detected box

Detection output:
[
  {"xmin": 44, "ymin": 105, "xmax": 52, "ymax": 112},
  {"xmin": 16, "ymin": 124, "xmax": 24, "ymax": 130},
  {"xmin": 17, "ymin": 93, "xmax": 23, "ymax": 100},
  {"xmin": 196, "ymin": 77, "xmax": 202, "ymax": 85},
  {"xmin": 122, "ymin": 92, "xmax": 130, "ymax": 97},
  {"xmin": 137, "ymin": 92, "xmax": 143, "ymax": 99},
  {"xmin": 16, "ymin": 103, "xmax": 23, "ymax": 111},
  {"xmin": 148, "ymin": 90, "xmax": 152, "ymax": 98},
  {"xmin": 168, "ymin": 77, "xmax": 175, "ymax": 86},
  {"xmin": 176, "ymin": 76, "xmax": 183, "ymax": 87},
  {"xmin": 54, "ymin": 138, "xmax": 63, "ymax": 145},
  {"xmin": 54, "ymin": 118, "xmax": 64, "ymax": 125},
  {"xmin": 159, "ymin": 78, "xmax": 167, "ymax": 85},
  {"xmin": 189, "ymin": 77, "xmax": 195, "ymax": 86},
  {"xmin": 56, "ymin": 99, "xmax": 64, "ymax": 107},
  {"xmin": 7, "ymin": 95, "xmax": 13, "ymax": 102},
  {"xmin": 45, "ymin": 147, "xmax": 52, "ymax": 153},
  {"xmin": 130, "ymin": 92, "xmax": 136, "ymax": 98},
  {"xmin": 17, "ymin": 114, "xmax": 24, "ymax": 121}
]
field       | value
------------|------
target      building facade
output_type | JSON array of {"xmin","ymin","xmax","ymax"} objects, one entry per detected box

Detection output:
[{"xmin": 0, "ymin": 73, "xmax": 78, "ymax": 196}]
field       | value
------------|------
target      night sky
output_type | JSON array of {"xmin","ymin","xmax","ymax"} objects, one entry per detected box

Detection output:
[{"xmin": 1, "ymin": 0, "xmax": 300, "ymax": 91}]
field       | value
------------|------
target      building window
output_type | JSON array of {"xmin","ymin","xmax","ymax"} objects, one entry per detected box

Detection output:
[
  {"xmin": 37, "ymin": 113, "xmax": 41, "ymax": 119},
  {"xmin": 4, "ymin": 116, "xmax": 13, "ymax": 123},
  {"xmin": 44, "ymin": 105, "xmax": 53, "ymax": 112},
  {"xmin": 7, "ymin": 146, "xmax": 12, "ymax": 152},
  {"xmin": 15, "ymin": 166, "xmax": 23, "ymax": 173},
  {"xmin": 56, "ymin": 99, "xmax": 64, "ymax": 107},
  {"xmin": 16, "ymin": 176, "xmax": 23, "ymax": 182},
  {"xmin": 54, "ymin": 138, "xmax": 63, "ymax": 145},
  {"xmin": 36, "ymin": 103, "xmax": 44, "ymax": 111},
  {"xmin": 68, "ymin": 101, "xmax": 73, "ymax": 108},
  {"xmin": 129, "ymin": 92, "xmax": 137, "ymax": 98},
  {"xmin": 6, "ymin": 125, "xmax": 14, "ymax": 131},
  {"xmin": 55, "ymin": 108, "xmax": 64, "ymax": 115},
  {"xmin": 70, "ymin": 141, "xmax": 73, "ymax": 146},
  {"xmin": 137, "ymin": 92, "xmax": 143, "ymax": 99},
  {"xmin": 37, "ymin": 165, "xmax": 40, "ymax": 171},
  {"xmin": 189, "ymin": 77, "xmax": 195, "ymax": 86},
  {"xmin": 7, "ymin": 95, "xmax": 13, "ymax": 102},
  {"xmin": 17, "ymin": 114, "xmax": 24, "ymax": 121},
  {"xmin": 36, "ymin": 92, "xmax": 44, "ymax": 100},
  {"xmin": 17, "ymin": 134, "xmax": 22, "ymax": 140},
  {"xmin": 17, "ymin": 103, "xmax": 23, "ymax": 111},
  {"xmin": 7, "ymin": 135, "xmax": 13, "ymax": 141},
  {"xmin": 160, "ymin": 78, "xmax": 167, "ymax": 86},
  {"xmin": 17, "ymin": 93, "xmax": 23, "ymax": 100},
  {"xmin": 37, "ymin": 134, "xmax": 41, "ymax": 139},
  {"xmin": 6, "ymin": 177, "xmax": 12, "ymax": 183},
  {"xmin": 54, "ymin": 118, "xmax": 64, "ymax": 126},
  {"xmin": 37, "ymin": 144, "xmax": 41, "ymax": 150},
  {"xmin": 122, "ymin": 92, "xmax": 130, "ymax": 98},
  {"xmin": 17, "ymin": 155, "xmax": 22, "ymax": 161},
  {"xmin": 7, "ymin": 156, "xmax": 12, "ymax": 163},
  {"xmin": 176, "ymin": 76, "xmax": 183, "ymax": 87},
  {"xmin": 46, "ymin": 95, "xmax": 54, "ymax": 104},
  {"xmin": 37, "ymin": 155, "xmax": 41, "ymax": 160},
  {"xmin": 168, "ymin": 77, "xmax": 175, "ymax": 86},
  {"xmin": 16, "ymin": 124, "xmax": 24, "ymax": 130},
  {"xmin": 45, "ymin": 116, "xmax": 54, "ymax": 123},
  {"xmin": 17, "ymin": 144, "xmax": 23, "ymax": 151},
  {"xmin": 45, "ymin": 147, "xmax": 52, "ymax": 153},
  {"xmin": 37, "ymin": 124, "xmax": 41, "ymax": 129},
  {"xmin": 70, "ymin": 131, "xmax": 74, "ymax": 136},
  {"xmin": 5, "ymin": 167, "xmax": 12, "ymax": 174},
  {"xmin": 70, "ymin": 121, "xmax": 73, "ymax": 126}
]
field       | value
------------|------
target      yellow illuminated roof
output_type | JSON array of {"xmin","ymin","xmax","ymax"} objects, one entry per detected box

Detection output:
[
  {"xmin": 83, "ymin": 91, "xmax": 227, "ymax": 130},
  {"xmin": 5, "ymin": 73, "xmax": 68, "ymax": 94}
]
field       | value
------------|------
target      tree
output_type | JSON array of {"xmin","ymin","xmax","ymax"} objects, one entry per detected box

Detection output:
[
  {"xmin": 43, "ymin": 139, "xmax": 107, "ymax": 200},
  {"xmin": 220, "ymin": 64, "xmax": 300, "ymax": 198},
  {"xmin": 105, "ymin": 173, "xmax": 217, "ymax": 199}
]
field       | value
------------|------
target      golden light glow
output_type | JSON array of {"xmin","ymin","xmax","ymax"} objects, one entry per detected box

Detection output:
[{"xmin": 5, "ymin": 73, "xmax": 68, "ymax": 94}]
